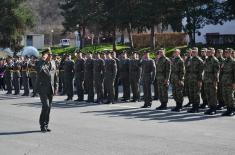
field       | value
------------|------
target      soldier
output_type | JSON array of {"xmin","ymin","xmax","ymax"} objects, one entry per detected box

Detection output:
[
  {"xmin": 84, "ymin": 52, "xmax": 94, "ymax": 103},
  {"xmin": 93, "ymin": 52, "xmax": 105, "ymax": 104},
  {"xmin": 104, "ymin": 51, "xmax": 117, "ymax": 104},
  {"xmin": 170, "ymin": 49, "xmax": 185, "ymax": 112},
  {"xmin": 74, "ymin": 51, "xmax": 85, "ymax": 102},
  {"xmin": 21, "ymin": 56, "xmax": 30, "ymax": 96},
  {"xmin": 64, "ymin": 54, "xmax": 75, "ymax": 101},
  {"xmin": 153, "ymin": 51, "xmax": 159, "ymax": 100},
  {"xmin": 112, "ymin": 51, "xmax": 120, "ymax": 101},
  {"xmin": 129, "ymin": 52, "xmax": 141, "ymax": 102},
  {"xmin": 28, "ymin": 56, "xmax": 38, "ymax": 97},
  {"xmin": 220, "ymin": 48, "xmax": 235, "ymax": 116},
  {"xmin": 155, "ymin": 48, "xmax": 171, "ymax": 110},
  {"xmin": 199, "ymin": 48, "xmax": 208, "ymax": 109},
  {"xmin": 12, "ymin": 56, "xmax": 21, "ymax": 95},
  {"xmin": 4, "ymin": 57, "xmax": 13, "ymax": 94},
  {"xmin": 119, "ymin": 51, "xmax": 130, "ymax": 102},
  {"xmin": 216, "ymin": 49, "xmax": 225, "ymax": 110},
  {"xmin": 52, "ymin": 54, "xmax": 60, "ymax": 95},
  {"xmin": 58, "ymin": 55, "xmax": 66, "ymax": 95},
  {"xmin": 37, "ymin": 49, "xmax": 56, "ymax": 132},
  {"xmin": 203, "ymin": 48, "xmax": 220, "ymax": 115},
  {"xmin": 187, "ymin": 47, "xmax": 204, "ymax": 113},
  {"xmin": 141, "ymin": 51, "xmax": 156, "ymax": 108},
  {"xmin": 183, "ymin": 49, "xmax": 192, "ymax": 107}
]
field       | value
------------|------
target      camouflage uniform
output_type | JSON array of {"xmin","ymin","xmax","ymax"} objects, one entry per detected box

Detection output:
[
  {"xmin": 119, "ymin": 58, "xmax": 130, "ymax": 101},
  {"xmin": 104, "ymin": 58, "xmax": 117, "ymax": 104},
  {"xmin": 155, "ymin": 56, "xmax": 171, "ymax": 109},
  {"xmin": 184, "ymin": 56, "xmax": 192, "ymax": 107},
  {"xmin": 217, "ymin": 56, "xmax": 225, "ymax": 109},
  {"xmin": 74, "ymin": 58, "xmax": 85, "ymax": 101},
  {"xmin": 141, "ymin": 58, "xmax": 156, "ymax": 108},
  {"xmin": 187, "ymin": 56, "xmax": 204, "ymax": 113},
  {"xmin": 93, "ymin": 58, "xmax": 105, "ymax": 103},
  {"xmin": 220, "ymin": 56, "xmax": 235, "ymax": 115},
  {"xmin": 170, "ymin": 55, "xmax": 185, "ymax": 111},
  {"xmin": 84, "ymin": 58, "xmax": 94, "ymax": 102},
  {"xmin": 200, "ymin": 55, "xmax": 208, "ymax": 108},
  {"xmin": 203, "ymin": 55, "xmax": 220, "ymax": 114},
  {"xmin": 129, "ymin": 58, "xmax": 141, "ymax": 101}
]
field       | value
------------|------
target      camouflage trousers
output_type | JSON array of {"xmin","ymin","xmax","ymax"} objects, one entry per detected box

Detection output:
[
  {"xmin": 172, "ymin": 81, "xmax": 184, "ymax": 104},
  {"xmin": 204, "ymin": 82, "xmax": 218, "ymax": 108},
  {"xmin": 188, "ymin": 81, "xmax": 201, "ymax": 105},
  {"xmin": 222, "ymin": 84, "xmax": 234, "ymax": 108},
  {"xmin": 157, "ymin": 80, "xmax": 169, "ymax": 104}
]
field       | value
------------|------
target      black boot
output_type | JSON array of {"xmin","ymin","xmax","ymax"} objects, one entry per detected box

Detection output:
[
  {"xmin": 222, "ymin": 107, "xmax": 234, "ymax": 116},
  {"xmin": 187, "ymin": 104, "xmax": 199, "ymax": 113},
  {"xmin": 156, "ymin": 103, "xmax": 167, "ymax": 110},
  {"xmin": 204, "ymin": 106, "xmax": 217, "ymax": 115},
  {"xmin": 171, "ymin": 103, "xmax": 183, "ymax": 112},
  {"xmin": 141, "ymin": 103, "xmax": 152, "ymax": 108},
  {"xmin": 183, "ymin": 102, "xmax": 192, "ymax": 107},
  {"xmin": 199, "ymin": 102, "xmax": 208, "ymax": 109},
  {"xmin": 216, "ymin": 102, "xmax": 224, "ymax": 110}
]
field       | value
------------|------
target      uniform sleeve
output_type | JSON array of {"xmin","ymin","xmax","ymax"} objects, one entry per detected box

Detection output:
[
  {"xmin": 198, "ymin": 59, "xmax": 204, "ymax": 81},
  {"xmin": 179, "ymin": 59, "xmax": 185, "ymax": 81},
  {"xmin": 165, "ymin": 59, "xmax": 171, "ymax": 81},
  {"xmin": 213, "ymin": 59, "xmax": 220, "ymax": 82}
]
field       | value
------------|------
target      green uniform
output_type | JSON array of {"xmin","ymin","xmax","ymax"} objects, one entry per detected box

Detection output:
[
  {"xmin": 170, "ymin": 56, "xmax": 185, "ymax": 108},
  {"xmin": 104, "ymin": 58, "xmax": 117, "ymax": 103},
  {"xmin": 29, "ymin": 60, "xmax": 38, "ymax": 95},
  {"xmin": 74, "ymin": 58, "xmax": 85, "ymax": 101},
  {"xmin": 155, "ymin": 56, "xmax": 171, "ymax": 108},
  {"xmin": 203, "ymin": 56, "xmax": 220, "ymax": 109},
  {"xmin": 4, "ymin": 62, "xmax": 13, "ymax": 94},
  {"xmin": 184, "ymin": 56, "xmax": 191, "ymax": 99},
  {"xmin": 85, "ymin": 58, "xmax": 94, "ymax": 102},
  {"xmin": 12, "ymin": 60, "xmax": 21, "ymax": 95},
  {"xmin": 141, "ymin": 59, "xmax": 156, "ymax": 107},
  {"xmin": 21, "ymin": 60, "xmax": 30, "ymax": 95},
  {"xmin": 188, "ymin": 56, "xmax": 204, "ymax": 112},
  {"xmin": 220, "ymin": 57, "xmax": 235, "ymax": 109},
  {"xmin": 200, "ymin": 56, "xmax": 207, "ymax": 107},
  {"xmin": 93, "ymin": 58, "xmax": 105, "ymax": 103},
  {"xmin": 129, "ymin": 58, "xmax": 141, "ymax": 101},
  {"xmin": 119, "ymin": 58, "xmax": 130, "ymax": 100},
  {"xmin": 217, "ymin": 56, "xmax": 225, "ymax": 107},
  {"xmin": 64, "ymin": 59, "xmax": 75, "ymax": 100}
]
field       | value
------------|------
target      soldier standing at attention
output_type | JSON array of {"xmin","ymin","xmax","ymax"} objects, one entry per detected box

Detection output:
[
  {"xmin": 64, "ymin": 54, "xmax": 75, "ymax": 101},
  {"xmin": 104, "ymin": 52, "xmax": 117, "ymax": 104},
  {"xmin": 93, "ymin": 52, "xmax": 105, "ymax": 104},
  {"xmin": 155, "ymin": 48, "xmax": 171, "ymax": 110},
  {"xmin": 58, "ymin": 55, "xmax": 66, "ymax": 95},
  {"xmin": 119, "ymin": 51, "xmax": 130, "ymax": 102},
  {"xmin": 29, "ymin": 56, "xmax": 38, "ymax": 97},
  {"xmin": 4, "ymin": 57, "xmax": 13, "ymax": 94},
  {"xmin": 216, "ymin": 49, "xmax": 225, "ymax": 110},
  {"xmin": 199, "ymin": 48, "xmax": 208, "ymax": 109},
  {"xmin": 129, "ymin": 52, "xmax": 141, "ymax": 102},
  {"xmin": 112, "ymin": 52, "xmax": 120, "ymax": 102},
  {"xmin": 37, "ymin": 49, "xmax": 56, "ymax": 132},
  {"xmin": 170, "ymin": 49, "xmax": 185, "ymax": 112},
  {"xmin": 187, "ymin": 47, "xmax": 204, "ymax": 113},
  {"xmin": 183, "ymin": 49, "xmax": 192, "ymax": 107},
  {"xmin": 220, "ymin": 48, "xmax": 235, "ymax": 116},
  {"xmin": 74, "ymin": 51, "xmax": 85, "ymax": 102},
  {"xmin": 84, "ymin": 52, "xmax": 94, "ymax": 103},
  {"xmin": 12, "ymin": 56, "xmax": 21, "ymax": 95},
  {"xmin": 203, "ymin": 48, "xmax": 220, "ymax": 115},
  {"xmin": 21, "ymin": 56, "xmax": 30, "ymax": 96},
  {"xmin": 141, "ymin": 51, "xmax": 156, "ymax": 108}
]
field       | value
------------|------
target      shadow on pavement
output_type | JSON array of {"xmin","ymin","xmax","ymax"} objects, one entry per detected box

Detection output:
[
  {"xmin": 0, "ymin": 130, "xmax": 41, "ymax": 136},
  {"xmin": 83, "ymin": 107, "xmax": 224, "ymax": 122}
]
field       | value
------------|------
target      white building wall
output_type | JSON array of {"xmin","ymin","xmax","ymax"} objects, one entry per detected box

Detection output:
[{"xmin": 33, "ymin": 35, "xmax": 44, "ymax": 49}]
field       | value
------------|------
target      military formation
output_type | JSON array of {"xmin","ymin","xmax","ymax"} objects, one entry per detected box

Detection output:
[{"xmin": 0, "ymin": 47, "xmax": 235, "ymax": 117}]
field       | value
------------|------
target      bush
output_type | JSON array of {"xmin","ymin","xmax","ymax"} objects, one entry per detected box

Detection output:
[{"xmin": 132, "ymin": 33, "xmax": 188, "ymax": 48}]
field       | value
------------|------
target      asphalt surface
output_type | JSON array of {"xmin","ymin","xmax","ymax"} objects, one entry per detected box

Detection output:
[{"xmin": 0, "ymin": 90, "xmax": 235, "ymax": 155}]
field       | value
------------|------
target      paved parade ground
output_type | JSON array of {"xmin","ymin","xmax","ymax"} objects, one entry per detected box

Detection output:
[{"xmin": 0, "ymin": 91, "xmax": 235, "ymax": 155}]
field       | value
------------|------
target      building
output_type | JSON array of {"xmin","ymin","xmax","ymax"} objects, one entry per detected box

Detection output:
[{"xmin": 21, "ymin": 34, "xmax": 45, "ymax": 49}]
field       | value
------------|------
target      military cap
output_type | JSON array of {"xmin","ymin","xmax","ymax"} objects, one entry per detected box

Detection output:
[
  {"xmin": 41, "ymin": 48, "xmax": 52, "ymax": 55},
  {"xmin": 186, "ymin": 48, "xmax": 192, "ymax": 53},
  {"xmin": 192, "ymin": 47, "xmax": 199, "ymax": 51}
]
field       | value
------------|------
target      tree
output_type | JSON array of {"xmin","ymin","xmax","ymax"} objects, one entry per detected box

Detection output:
[{"xmin": 0, "ymin": 0, "xmax": 35, "ymax": 50}]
